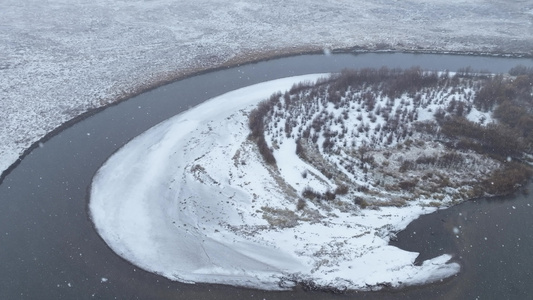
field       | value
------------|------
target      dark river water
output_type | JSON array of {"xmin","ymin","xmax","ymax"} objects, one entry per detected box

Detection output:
[{"xmin": 1, "ymin": 53, "xmax": 533, "ymax": 299}]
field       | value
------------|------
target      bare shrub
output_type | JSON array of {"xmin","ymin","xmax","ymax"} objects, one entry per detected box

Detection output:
[
  {"xmin": 256, "ymin": 136, "xmax": 276, "ymax": 165},
  {"xmin": 398, "ymin": 180, "xmax": 417, "ymax": 191},
  {"xmin": 354, "ymin": 197, "xmax": 369, "ymax": 209},
  {"xmin": 399, "ymin": 160, "xmax": 415, "ymax": 173},
  {"xmin": 381, "ymin": 198, "xmax": 407, "ymax": 207},
  {"xmin": 334, "ymin": 184, "xmax": 349, "ymax": 195},
  {"xmin": 295, "ymin": 138, "xmax": 307, "ymax": 160},
  {"xmin": 261, "ymin": 207, "xmax": 299, "ymax": 228},
  {"xmin": 440, "ymin": 116, "xmax": 524, "ymax": 158},
  {"xmin": 302, "ymin": 186, "xmax": 321, "ymax": 200},
  {"xmin": 324, "ymin": 190, "xmax": 336, "ymax": 201},
  {"xmin": 509, "ymin": 65, "xmax": 533, "ymax": 76},
  {"xmin": 484, "ymin": 163, "xmax": 532, "ymax": 195},
  {"xmin": 297, "ymin": 198, "xmax": 307, "ymax": 211}
]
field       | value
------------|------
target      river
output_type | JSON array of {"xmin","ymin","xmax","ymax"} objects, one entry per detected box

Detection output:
[{"xmin": 0, "ymin": 53, "xmax": 532, "ymax": 299}]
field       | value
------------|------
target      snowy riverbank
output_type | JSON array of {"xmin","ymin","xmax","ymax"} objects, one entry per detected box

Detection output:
[
  {"xmin": 90, "ymin": 75, "xmax": 460, "ymax": 291},
  {"xmin": 2, "ymin": 0, "xmax": 533, "ymax": 179}
]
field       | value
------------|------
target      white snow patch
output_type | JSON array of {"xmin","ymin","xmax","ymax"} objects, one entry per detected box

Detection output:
[{"xmin": 466, "ymin": 106, "xmax": 493, "ymax": 124}]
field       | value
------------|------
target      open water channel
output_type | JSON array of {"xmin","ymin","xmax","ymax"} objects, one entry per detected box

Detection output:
[{"xmin": 1, "ymin": 53, "xmax": 533, "ymax": 299}]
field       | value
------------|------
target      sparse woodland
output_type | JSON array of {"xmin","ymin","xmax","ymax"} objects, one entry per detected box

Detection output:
[{"xmin": 249, "ymin": 66, "xmax": 533, "ymax": 210}]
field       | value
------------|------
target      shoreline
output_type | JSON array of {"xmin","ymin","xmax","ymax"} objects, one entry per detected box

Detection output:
[{"xmin": 1, "ymin": 48, "xmax": 532, "ymax": 185}]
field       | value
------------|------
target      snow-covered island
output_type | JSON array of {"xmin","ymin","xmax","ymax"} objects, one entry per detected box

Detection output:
[{"xmin": 90, "ymin": 68, "xmax": 533, "ymax": 291}]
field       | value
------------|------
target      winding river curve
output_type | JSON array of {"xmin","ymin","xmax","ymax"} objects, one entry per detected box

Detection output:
[{"xmin": 1, "ymin": 53, "xmax": 533, "ymax": 299}]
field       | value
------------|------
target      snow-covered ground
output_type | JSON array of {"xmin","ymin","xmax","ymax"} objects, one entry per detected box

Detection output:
[
  {"xmin": 90, "ymin": 75, "xmax": 460, "ymax": 291},
  {"xmin": 1, "ymin": 0, "xmax": 533, "ymax": 177}
]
